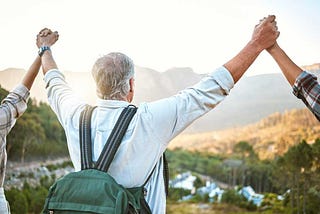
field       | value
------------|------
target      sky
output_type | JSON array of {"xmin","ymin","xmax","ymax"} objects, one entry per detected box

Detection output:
[{"xmin": 0, "ymin": 0, "xmax": 319, "ymax": 76}]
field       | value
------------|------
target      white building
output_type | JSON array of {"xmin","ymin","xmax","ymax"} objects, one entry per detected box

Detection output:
[
  {"xmin": 197, "ymin": 181, "xmax": 224, "ymax": 202},
  {"xmin": 170, "ymin": 171, "xmax": 196, "ymax": 190},
  {"xmin": 239, "ymin": 186, "xmax": 264, "ymax": 206}
]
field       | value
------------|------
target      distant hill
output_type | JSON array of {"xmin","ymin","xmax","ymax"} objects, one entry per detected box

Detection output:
[
  {"xmin": 0, "ymin": 63, "xmax": 319, "ymax": 132},
  {"xmin": 169, "ymin": 108, "xmax": 320, "ymax": 159}
]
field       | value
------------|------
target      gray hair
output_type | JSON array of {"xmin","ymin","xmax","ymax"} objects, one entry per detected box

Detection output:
[{"xmin": 91, "ymin": 52, "xmax": 135, "ymax": 100}]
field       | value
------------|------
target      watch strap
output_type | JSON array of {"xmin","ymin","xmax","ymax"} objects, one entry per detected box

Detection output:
[{"xmin": 38, "ymin": 46, "xmax": 51, "ymax": 57}]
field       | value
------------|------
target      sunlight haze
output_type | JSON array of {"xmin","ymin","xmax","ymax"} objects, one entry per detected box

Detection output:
[{"xmin": 0, "ymin": 0, "xmax": 319, "ymax": 76}]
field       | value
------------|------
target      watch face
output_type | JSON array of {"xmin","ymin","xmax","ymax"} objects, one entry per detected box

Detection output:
[{"xmin": 38, "ymin": 46, "xmax": 50, "ymax": 56}]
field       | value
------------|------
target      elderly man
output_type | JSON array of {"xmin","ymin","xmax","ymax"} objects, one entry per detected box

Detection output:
[
  {"xmin": 0, "ymin": 29, "xmax": 58, "ymax": 213},
  {"xmin": 267, "ymin": 42, "xmax": 320, "ymax": 121},
  {"xmin": 37, "ymin": 15, "xmax": 279, "ymax": 213}
]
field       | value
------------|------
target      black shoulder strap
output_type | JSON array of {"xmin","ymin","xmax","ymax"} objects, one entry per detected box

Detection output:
[
  {"xmin": 143, "ymin": 152, "xmax": 169, "ymax": 197},
  {"xmin": 95, "ymin": 105, "xmax": 137, "ymax": 172},
  {"xmin": 79, "ymin": 105, "xmax": 97, "ymax": 170},
  {"xmin": 79, "ymin": 105, "xmax": 169, "ymax": 196},
  {"xmin": 163, "ymin": 152, "xmax": 169, "ymax": 197},
  {"xmin": 79, "ymin": 105, "xmax": 137, "ymax": 171}
]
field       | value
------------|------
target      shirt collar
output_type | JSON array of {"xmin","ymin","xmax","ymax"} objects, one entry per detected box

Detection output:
[{"xmin": 96, "ymin": 98, "xmax": 130, "ymax": 108}]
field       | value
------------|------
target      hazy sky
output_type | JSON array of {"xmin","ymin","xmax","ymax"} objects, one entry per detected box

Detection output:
[{"xmin": 0, "ymin": 0, "xmax": 319, "ymax": 76}]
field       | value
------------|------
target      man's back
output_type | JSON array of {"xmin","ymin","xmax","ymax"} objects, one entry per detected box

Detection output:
[{"xmin": 44, "ymin": 66, "xmax": 234, "ymax": 213}]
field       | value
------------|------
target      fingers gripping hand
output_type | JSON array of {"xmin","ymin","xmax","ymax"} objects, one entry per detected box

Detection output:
[
  {"xmin": 252, "ymin": 15, "xmax": 280, "ymax": 52},
  {"xmin": 36, "ymin": 28, "xmax": 59, "ymax": 48}
]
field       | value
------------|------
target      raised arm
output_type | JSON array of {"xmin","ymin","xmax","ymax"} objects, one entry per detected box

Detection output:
[
  {"xmin": 21, "ymin": 56, "xmax": 41, "ymax": 90},
  {"xmin": 267, "ymin": 42, "xmax": 303, "ymax": 86},
  {"xmin": 0, "ymin": 30, "xmax": 58, "ymax": 135},
  {"xmin": 224, "ymin": 15, "xmax": 280, "ymax": 83},
  {"xmin": 267, "ymin": 42, "xmax": 320, "ymax": 121},
  {"xmin": 36, "ymin": 28, "xmax": 86, "ymax": 126},
  {"xmin": 22, "ymin": 29, "xmax": 59, "ymax": 90},
  {"xmin": 36, "ymin": 28, "xmax": 59, "ymax": 74}
]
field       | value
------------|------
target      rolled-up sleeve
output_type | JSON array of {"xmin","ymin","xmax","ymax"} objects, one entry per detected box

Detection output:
[
  {"xmin": 44, "ymin": 69, "xmax": 86, "ymax": 127},
  {"xmin": 0, "ymin": 84, "xmax": 29, "ymax": 136},
  {"xmin": 142, "ymin": 66, "xmax": 234, "ymax": 144},
  {"xmin": 293, "ymin": 71, "xmax": 320, "ymax": 121}
]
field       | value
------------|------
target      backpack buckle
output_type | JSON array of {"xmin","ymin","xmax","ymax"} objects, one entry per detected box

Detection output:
[{"xmin": 143, "ymin": 188, "xmax": 148, "ymax": 196}]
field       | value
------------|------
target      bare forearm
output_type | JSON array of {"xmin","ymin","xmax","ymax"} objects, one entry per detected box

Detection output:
[
  {"xmin": 41, "ymin": 50, "xmax": 58, "ymax": 75},
  {"xmin": 224, "ymin": 41, "xmax": 261, "ymax": 83},
  {"xmin": 224, "ymin": 15, "xmax": 279, "ymax": 83},
  {"xmin": 268, "ymin": 43, "xmax": 303, "ymax": 86},
  {"xmin": 21, "ymin": 56, "xmax": 41, "ymax": 90}
]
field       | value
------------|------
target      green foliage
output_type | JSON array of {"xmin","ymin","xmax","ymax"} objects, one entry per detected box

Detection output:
[
  {"xmin": 168, "ymin": 188, "xmax": 191, "ymax": 202},
  {"xmin": 5, "ymin": 96, "xmax": 68, "ymax": 161},
  {"xmin": 167, "ymin": 139, "xmax": 320, "ymax": 213},
  {"xmin": 193, "ymin": 176, "xmax": 204, "ymax": 189},
  {"xmin": 5, "ymin": 188, "xmax": 28, "ymax": 214},
  {"xmin": 45, "ymin": 160, "xmax": 73, "ymax": 171},
  {"xmin": 233, "ymin": 141, "xmax": 258, "ymax": 161},
  {"xmin": 166, "ymin": 149, "xmax": 224, "ymax": 179},
  {"xmin": 221, "ymin": 189, "xmax": 243, "ymax": 205},
  {"xmin": 273, "ymin": 139, "xmax": 320, "ymax": 213},
  {"xmin": 29, "ymin": 186, "xmax": 48, "ymax": 214},
  {"xmin": 40, "ymin": 175, "xmax": 53, "ymax": 189},
  {"xmin": 6, "ymin": 179, "xmax": 51, "ymax": 214}
]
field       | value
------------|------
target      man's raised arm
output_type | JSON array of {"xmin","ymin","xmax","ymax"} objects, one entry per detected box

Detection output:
[
  {"xmin": 224, "ymin": 15, "xmax": 280, "ymax": 83},
  {"xmin": 36, "ymin": 28, "xmax": 59, "ymax": 74}
]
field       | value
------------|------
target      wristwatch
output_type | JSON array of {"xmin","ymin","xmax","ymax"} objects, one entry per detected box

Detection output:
[{"xmin": 38, "ymin": 46, "xmax": 51, "ymax": 57}]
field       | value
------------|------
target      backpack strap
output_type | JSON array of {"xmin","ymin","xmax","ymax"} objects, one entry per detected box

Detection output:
[
  {"xmin": 163, "ymin": 152, "xmax": 169, "ymax": 197},
  {"xmin": 143, "ymin": 152, "xmax": 170, "ymax": 197},
  {"xmin": 79, "ymin": 105, "xmax": 97, "ymax": 170},
  {"xmin": 95, "ymin": 105, "xmax": 137, "ymax": 172},
  {"xmin": 79, "ymin": 105, "xmax": 169, "ymax": 197}
]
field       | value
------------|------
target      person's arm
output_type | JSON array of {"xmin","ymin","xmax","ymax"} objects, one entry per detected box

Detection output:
[
  {"xmin": 36, "ymin": 28, "xmax": 59, "ymax": 74},
  {"xmin": 267, "ymin": 42, "xmax": 320, "ymax": 121},
  {"xmin": 267, "ymin": 42, "xmax": 303, "ymax": 86},
  {"xmin": 225, "ymin": 15, "xmax": 280, "ymax": 83},
  {"xmin": 0, "ymin": 55, "xmax": 42, "ymax": 135},
  {"xmin": 41, "ymin": 50, "xmax": 58, "ymax": 74},
  {"xmin": 21, "ymin": 56, "xmax": 41, "ymax": 90},
  {"xmin": 37, "ymin": 29, "xmax": 86, "ymax": 126},
  {"xmin": 144, "ymin": 15, "xmax": 280, "ymax": 145}
]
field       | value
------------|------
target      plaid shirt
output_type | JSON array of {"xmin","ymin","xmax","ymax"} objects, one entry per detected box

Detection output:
[
  {"xmin": 293, "ymin": 71, "xmax": 320, "ymax": 121},
  {"xmin": 0, "ymin": 84, "xmax": 29, "ymax": 187}
]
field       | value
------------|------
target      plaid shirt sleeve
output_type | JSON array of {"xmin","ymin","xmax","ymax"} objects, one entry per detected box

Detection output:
[
  {"xmin": 293, "ymin": 71, "xmax": 320, "ymax": 121},
  {"xmin": 0, "ymin": 84, "xmax": 30, "ymax": 137}
]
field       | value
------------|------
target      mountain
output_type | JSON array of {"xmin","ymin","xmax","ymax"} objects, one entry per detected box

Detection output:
[
  {"xmin": 301, "ymin": 63, "xmax": 320, "ymax": 71},
  {"xmin": 0, "ymin": 64, "xmax": 319, "ymax": 132},
  {"xmin": 169, "ymin": 108, "xmax": 320, "ymax": 159}
]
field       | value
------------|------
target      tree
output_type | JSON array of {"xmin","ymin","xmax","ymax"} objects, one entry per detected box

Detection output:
[
  {"xmin": 8, "ymin": 112, "xmax": 45, "ymax": 163},
  {"xmin": 29, "ymin": 186, "xmax": 48, "ymax": 214},
  {"xmin": 281, "ymin": 140, "xmax": 313, "ymax": 213},
  {"xmin": 233, "ymin": 141, "xmax": 258, "ymax": 186},
  {"xmin": 5, "ymin": 188, "xmax": 28, "ymax": 214}
]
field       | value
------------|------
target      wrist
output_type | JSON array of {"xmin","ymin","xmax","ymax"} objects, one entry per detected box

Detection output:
[
  {"xmin": 38, "ymin": 46, "xmax": 51, "ymax": 57},
  {"xmin": 266, "ymin": 43, "xmax": 280, "ymax": 55},
  {"xmin": 246, "ymin": 40, "xmax": 263, "ymax": 55}
]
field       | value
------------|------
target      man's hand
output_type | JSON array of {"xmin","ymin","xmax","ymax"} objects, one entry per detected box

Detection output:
[
  {"xmin": 250, "ymin": 15, "xmax": 280, "ymax": 52},
  {"xmin": 223, "ymin": 15, "xmax": 279, "ymax": 83},
  {"xmin": 36, "ymin": 28, "xmax": 59, "ymax": 48},
  {"xmin": 36, "ymin": 28, "xmax": 59, "ymax": 74}
]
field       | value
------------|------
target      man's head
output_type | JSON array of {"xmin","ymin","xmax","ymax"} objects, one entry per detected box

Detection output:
[{"xmin": 92, "ymin": 52, "xmax": 135, "ymax": 102}]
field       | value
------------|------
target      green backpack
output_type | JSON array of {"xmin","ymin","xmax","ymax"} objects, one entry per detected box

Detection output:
[{"xmin": 42, "ymin": 105, "xmax": 156, "ymax": 214}]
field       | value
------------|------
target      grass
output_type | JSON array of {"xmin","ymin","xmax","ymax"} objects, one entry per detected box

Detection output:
[{"xmin": 166, "ymin": 202, "xmax": 260, "ymax": 214}]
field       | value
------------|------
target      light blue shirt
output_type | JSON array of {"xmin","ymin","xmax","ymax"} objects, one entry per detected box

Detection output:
[{"xmin": 44, "ymin": 66, "xmax": 234, "ymax": 214}]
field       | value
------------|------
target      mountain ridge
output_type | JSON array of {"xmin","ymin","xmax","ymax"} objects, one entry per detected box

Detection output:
[
  {"xmin": 0, "ymin": 63, "xmax": 319, "ymax": 132},
  {"xmin": 169, "ymin": 108, "xmax": 319, "ymax": 159}
]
